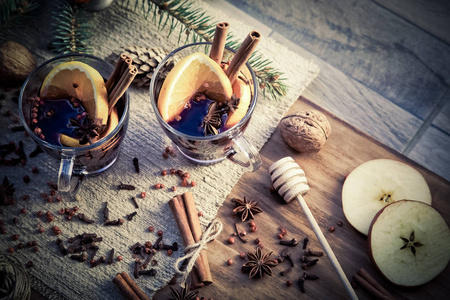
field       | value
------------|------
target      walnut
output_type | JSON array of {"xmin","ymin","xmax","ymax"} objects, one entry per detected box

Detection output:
[
  {"xmin": 0, "ymin": 41, "xmax": 37, "ymax": 86},
  {"xmin": 280, "ymin": 110, "xmax": 331, "ymax": 152}
]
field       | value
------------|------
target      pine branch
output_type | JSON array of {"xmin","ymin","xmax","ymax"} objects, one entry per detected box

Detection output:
[
  {"xmin": 125, "ymin": 0, "xmax": 288, "ymax": 100},
  {"xmin": 49, "ymin": 0, "xmax": 93, "ymax": 54},
  {"xmin": 0, "ymin": 0, "xmax": 39, "ymax": 42}
]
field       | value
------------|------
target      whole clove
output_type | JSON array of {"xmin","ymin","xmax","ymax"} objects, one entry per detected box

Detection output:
[
  {"xmin": 90, "ymin": 256, "xmax": 105, "ymax": 268},
  {"xmin": 161, "ymin": 242, "xmax": 178, "ymax": 251},
  {"xmin": 130, "ymin": 197, "xmax": 139, "ymax": 209},
  {"xmin": 304, "ymin": 248, "xmax": 323, "ymax": 257},
  {"xmin": 130, "ymin": 242, "xmax": 142, "ymax": 253},
  {"xmin": 118, "ymin": 183, "xmax": 135, "ymax": 190},
  {"xmin": 234, "ymin": 222, "xmax": 247, "ymax": 243},
  {"xmin": 302, "ymin": 237, "xmax": 309, "ymax": 249},
  {"xmin": 103, "ymin": 202, "xmax": 110, "ymax": 222},
  {"xmin": 132, "ymin": 157, "xmax": 140, "ymax": 173},
  {"xmin": 298, "ymin": 277, "xmax": 306, "ymax": 293},
  {"xmin": 153, "ymin": 236, "xmax": 163, "ymax": 250},
  {"xmin": 302, "ymin": 258, "xmax": 319, "ymax": 270},
  {"xmin": 284, "ymin": 253, "xmax": 294, "ymax": 267},
  {"xmin": 107, "ymin": 248, "xmax": 115, "ymax": 264},
  {"xmin": 300, "ymin": 255, "xmax": 311, "ymax": 263},
  {"xmin": 139, "ymin": 269, "xmax": 157, "ymax": 276},
  {"xmin": 280, "ymin": 267, "xmax": 293, "ymax": 276},
  {"xmin": 104, "ymin": 218, "xmax": 124, "ymax": 226},
  {"xmin": 29, "ymin": 145, "xmax": 43, "ymax": 158},
  {"xmin": 303, "ymin": 272, "xmax": 320, "ymax": 280},
  {"xmin": 56, "ymin": 238, "xmax": 67, "ymax": 256},
  {"xmin": 90, "ymin": 245, "xmax": 99, "ymax": 260},
  {"xmin": 78, "ymin": 213, "xmax": 95, "ymax": 224},
  {"xmin": 134, "ymin": 259, "xmax": 142, "ymax": 279},
  {"xmin": 279, "ymin": 238, "xmax": 299, "ymax": 247},
  {"xmin": 70, "ymin": 253, "xmax": 87, "ymax": 262},
  {"xmin": 126, "ymin": 211, "xmax": 137, "ymax": 221}
]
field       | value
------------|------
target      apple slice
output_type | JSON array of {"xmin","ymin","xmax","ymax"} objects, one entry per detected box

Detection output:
[
  {"xmin": 369, "ymin": 200, "xmax": 450, "ymax": 287},
  {"xmin": 342, "ymin": 159, "xmax": 432, "ymax": 235}
]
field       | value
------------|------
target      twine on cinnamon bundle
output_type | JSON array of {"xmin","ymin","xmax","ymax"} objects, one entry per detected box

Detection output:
[{"xmin": 173, "ymin": 219, "xmax": 223, "ymax": 285}]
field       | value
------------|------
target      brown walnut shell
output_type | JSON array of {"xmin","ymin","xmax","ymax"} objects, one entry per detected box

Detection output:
[
  {"xmin": 280, "ymin": 110, "xmax": 331, "ymax": 152},
  {"xmin": 0, "ymin": 41, "xmax": 37, "ymax": 86}
]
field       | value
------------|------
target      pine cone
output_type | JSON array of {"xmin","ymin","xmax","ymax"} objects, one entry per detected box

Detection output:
[{"xmin": 107, "ymin": 46, "xmax": 172, "ymax": 87}]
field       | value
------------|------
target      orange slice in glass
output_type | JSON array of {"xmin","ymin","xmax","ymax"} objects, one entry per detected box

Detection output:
[
  {"xmin": 40, "ymin": 61, "xmax": 109, "ymax": 125},
  {"xmin": 225, "ymin": 78, "xmax": 252, "ymax": 128},
  {"xmin": 158, "ymin": 52, "xmax": 232, "ymax": 122}
]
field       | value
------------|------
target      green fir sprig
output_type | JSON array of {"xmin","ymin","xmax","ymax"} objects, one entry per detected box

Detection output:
[
  {"xmin": 0, "ymin": 0, "xmax": 39, "ymax": 42},
  {"xmin": 50, "ymin": 0, "xmax": 93, "ymax": 54},
  {"xmin": 124, "ymin": 0, "xmax": 288, "ymax": 100}
]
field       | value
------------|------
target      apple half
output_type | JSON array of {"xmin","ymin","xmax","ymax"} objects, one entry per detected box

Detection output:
[
  {"xmin": 342, "ymin": 159, "xmax": 431, "ymax": 235},
  {"xmin": 368, "ymin": 200, "xmax": 450, "ymax": 287}
]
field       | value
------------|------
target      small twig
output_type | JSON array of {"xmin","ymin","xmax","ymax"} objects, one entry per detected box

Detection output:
[{"xmin": 234, "ymin": 222, "xmax": 247, "ymax": 243}]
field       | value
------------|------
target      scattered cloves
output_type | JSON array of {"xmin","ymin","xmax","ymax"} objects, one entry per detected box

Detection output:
[
  {"xmin": 126, "ymin": 211, "xmax": 137, "ymax": 221},
  {"xmin": 298, "ymin": 277, "xmax": 306, "ymax": 293},
  {"xmin": 118, "ymin": 183, "xmax": 135, "ymax": 191},
  {"xmin": 302, "ymin": 237, "xmax": 309, "ymax": 249},
  {"xmin": 280, "ymin": 267, "xmax": 293, "ymax": 276},
  {"xmin": 302, "ymin": 258, "xmax": 319, "ymax": 270},
  {"xmin": 132, "ymin": 157, "xmax": 140, "ymax": 173},
  {"xmin": 279, "ymin": 238, "xmax": 298, "ymax": 247},
  {"xmin": 78, "ymin": 213, "xmax": 95, "ymax": 224},
  {"xmin": 103, "ymin": 202, "xmax": 109, "ymax": 223},
  {"xmin": 304, "ymin": 248, "xmax": 323, "ymax": 257},
  {"xmin": 134, "ymin": 259, "xmax": 142, "ymax": 279},
  {"xmin": 90, "ymin": 256, "xmax": 105, "ymax": 268},
  {"xmin": 161, "ymin": 242, "xmax": 178, "ymax": 251},
  {"xmin": 131, "ymin": 197, "xmax": 139, "ymax": 209},
  {"xmin": 139, "ymin": 269, "xmax": 157, "ymax": 276},
  {"xmin": 303, "ymin": 272, "xmax": 320, "ymax": 280},
  {"xmin": 107, "ymin": 248, "xmax": 115, "ymax": 264},
  {"xmin": 104, "ymin": 219, "xmax": 124, "ymax": 226}
]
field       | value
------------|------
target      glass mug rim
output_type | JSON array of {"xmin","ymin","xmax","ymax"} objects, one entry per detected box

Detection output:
[
  {"xmin": 18, "ymin": 53, "xmax": 130, "ymax": 152},
  {"xmin": 150, "ymin": 41, "xmax": 258, "ymax": 141}
]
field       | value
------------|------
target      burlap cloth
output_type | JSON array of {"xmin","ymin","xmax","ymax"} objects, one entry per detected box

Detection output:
[{"xmin": 0, "ymin": 1, "xmax": 319, "ymax": 299}]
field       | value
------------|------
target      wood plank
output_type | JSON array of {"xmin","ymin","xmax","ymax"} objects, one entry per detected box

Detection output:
[
  {"xmin": 432, "ymin": 90, "xmax": 450, "ymax": 134},
  {"xmin": 154, "ymin": 97, "xmax": 450, "ymax": 299},
  {"xmin": 374, "ymin": 0, "xmax": 450, "ymax": 44},
  {"xmin": 227, "ymin": 0, "xmax": 450, "ymax": 120},
  {"xmin": 409, "ymin": 124, "xmax": 450, "ymax": 181},
  {"xmin": 270, "ymin": 31, "xmax": 421, "ymax": 154}
]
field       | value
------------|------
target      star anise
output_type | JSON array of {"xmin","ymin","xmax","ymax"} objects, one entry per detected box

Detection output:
[
  {"xmin": 232, "ymin": 196, "xmax": 263, "ymax": 221},
  {"xmin": 169, "ymin": 284, "xmax": 198, "ymax": 300},
  {"xmin": 221, "ymin": 94, "xmax": 240, "ymax": 114},
  {"xmin": 0, "ymin": 176, "xmax": 15, "ymax": 206},
  {"xmin": 400, "ymin": 230, "xmax": 423, "ymax": 256},
  {"xmin": 202, "ymin": 102, "xmax": 222, "ymax": 136},
  {"xmin": 69, "ymin": 117, "xmax": 106, "ymax": 145},
  {"xmin": 243, "ymin": 247, "xmax": 278, "ymax": 278}
]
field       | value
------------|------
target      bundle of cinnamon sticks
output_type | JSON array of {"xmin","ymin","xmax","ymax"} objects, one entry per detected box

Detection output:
[
  {"xmin": 113, "ymin": 271, "xmax": 149, "ymax": 300},
  {"xmin": 106, "ymin": 53, "xmax": 137, "ymax": 113},
  {"xmin": 353, "ymin": 268, "xmax": 395, "ymax": 300},
  {"xmin": 169, "ymin": 192, "xmax": 212, "ymax": 288},
  {"xmin": 209, "ymin": 22, "xmax": 260, "ymax": 84}
]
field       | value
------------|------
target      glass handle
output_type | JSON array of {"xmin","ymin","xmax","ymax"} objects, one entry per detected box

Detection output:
[
  {"xmin": 227, "ymin": 134, "xmax": 262, "ymax": 172},
  {"xmin": 58, "ymin": 155, "xmax": 83, "ymax": 197}
]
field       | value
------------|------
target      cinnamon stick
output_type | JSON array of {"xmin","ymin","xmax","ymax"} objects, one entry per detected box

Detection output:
[
  {"xmin": 108, "ymin": 64, "xmax": 137, "ymax": 113},
  {"xmin": 120, "ymin": 272, "xmax": 150, "ymax": 300},
  {"xmin": 168, "ymin": 196, "xmax": 211, "ymax": 285},
  {"xmin": 113, "ymin": 273, "xmax": 140, "ymax": 300},
  {"xmin": 182, "ymin": 192, "xmax": 212, "ymax": 284},
  {"xmin": 356, "ymin": 268, "xmax": 394, "ymax": 299},
  {"xmin": 106, "ymin": 53, "xmax": 129, "ymax": 93},
  {"xmin": 209, "ymin": 22, "xmax": 229, "ymax": 65},
  {"xmin": 226, "ymin": 31, "xmax": 261, "ymax": 84}
]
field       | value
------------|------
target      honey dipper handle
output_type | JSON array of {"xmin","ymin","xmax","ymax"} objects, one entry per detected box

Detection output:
[{"xmin": 296, "ymin": 194, "xmax": 359, "ymax": 300}]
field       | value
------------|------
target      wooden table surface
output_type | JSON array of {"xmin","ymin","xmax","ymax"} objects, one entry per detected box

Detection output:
[{"xmin": 154, "ymin": 97, "xmax": 450, "ymax": 300}]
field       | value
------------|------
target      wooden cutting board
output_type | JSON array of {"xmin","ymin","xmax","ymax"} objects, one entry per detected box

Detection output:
[{"xmin": 154, "ymin": 97, "xmax": 450, "ymax": 300}]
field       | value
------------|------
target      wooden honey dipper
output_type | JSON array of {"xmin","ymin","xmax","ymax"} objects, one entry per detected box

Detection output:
[{"xmin": 270, "ymin": 157, "xmax": 358, "ymax": 300}]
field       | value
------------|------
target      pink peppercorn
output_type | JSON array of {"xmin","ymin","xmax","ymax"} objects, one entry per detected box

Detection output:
[
  {"xmin": 157, "ymin": 230, "xmax": 163, "ymax": 236},
  {"xmin": 227, "ymin": 259, "xmax": 233, "ymax": 266},
  {"xmin": 117, "ymin": 256, "xmax": 123, "ymax": 261},
  {"xmin": 227, "ymin": 237, "xmax": 235, "ymax": 244},
  {"xmin": 171, "ymin": 186, "xmax": 177, "ymax": 192},
  {"xmin": 190, "ymin": 181, "xmax": 196, "ymax": 187},
  {"xmin": 161, "ymin": 170, "xmax": 167, "ymax": 176},
  {"xmin": 148, "ymin": 226, "xmax": 154, "ymax": 232},
  {"xmin": 140, "ymin": 192, "xmax": 146, "ymax": 198}
]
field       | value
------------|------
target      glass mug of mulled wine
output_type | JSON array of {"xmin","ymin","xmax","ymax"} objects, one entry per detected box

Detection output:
[
  {"xmin": 19, "ymin": 54, "xmax": 129, "ymax": 196},
  {"xmin": 150, "ymin": 42, "xmax": 261, "ymax": 170}
]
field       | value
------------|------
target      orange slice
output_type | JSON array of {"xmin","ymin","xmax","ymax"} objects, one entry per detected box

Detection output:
[
  {"xmin": 59, "ymin": 107, "xmax": 119, "ymax": 147},
  {"xmin": 225, "ymin": 78, "xmax": 252, "ymax": 128},
  {"xmin": 40, "ymin": 61, "xmax": 109, "ymax": 126},
  {"xmin": 158, "ymin": 52, "xmax": 232, "ymax": 122}
]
